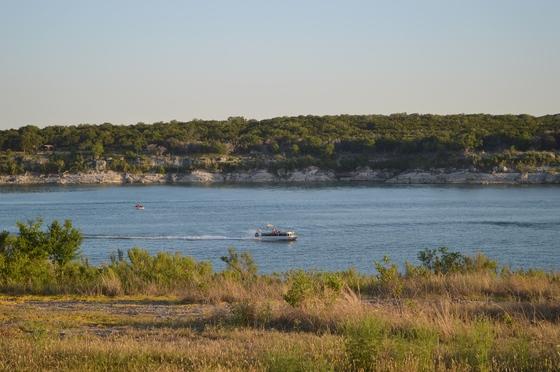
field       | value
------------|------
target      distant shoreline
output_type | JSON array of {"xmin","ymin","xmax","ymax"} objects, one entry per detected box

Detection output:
[{"xmin": 1, "ymin": 167, "xmax": 559, "ymax": 185}]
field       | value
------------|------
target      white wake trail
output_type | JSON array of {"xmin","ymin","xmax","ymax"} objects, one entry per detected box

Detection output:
[{"xmin": 84, "ymin": 234, "xmax": 253, "ymax": 241}]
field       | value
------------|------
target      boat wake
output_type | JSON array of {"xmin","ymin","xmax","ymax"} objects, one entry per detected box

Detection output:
[{"xmin": 84, "ymin": 234, "xmax": 253, "ymax": 241}]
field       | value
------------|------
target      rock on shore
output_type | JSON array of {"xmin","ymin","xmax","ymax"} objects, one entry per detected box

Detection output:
[{"xmin": 1, "ymin": 167, "xmax": 559, "ymax": 185}]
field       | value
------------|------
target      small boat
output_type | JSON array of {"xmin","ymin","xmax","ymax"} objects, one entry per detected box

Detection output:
[
  {"xmin": 255, "ymin": 224, "xmax": 297, "ymax": 242},
  {"xmin": 135, "ymin": 203, "xmax": 144, "ymax": 210}
]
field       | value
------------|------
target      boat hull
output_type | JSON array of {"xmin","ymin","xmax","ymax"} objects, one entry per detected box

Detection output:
[
  {"xmin": 256, "ymin": 235, "xmax": 297, "ymax": 242},
  {"xmin": 255, "ymin": 227, "xmax": 297, "ymax": 242}
]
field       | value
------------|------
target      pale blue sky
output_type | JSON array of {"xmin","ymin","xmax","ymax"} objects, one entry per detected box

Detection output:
[{"xmin": 0, "ymin": 0, "xmax": 558, "ymax": 129}]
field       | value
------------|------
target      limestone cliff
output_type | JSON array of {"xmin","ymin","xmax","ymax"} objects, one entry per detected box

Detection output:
[{"xmin": 1, "ymin": 167, "xmax": 559, "ymax": 185}]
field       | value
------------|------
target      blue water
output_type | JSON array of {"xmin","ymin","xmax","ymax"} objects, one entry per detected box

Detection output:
[{"xmin": 0, "ymin": 184, "xmax": 559, "ymax": 273}]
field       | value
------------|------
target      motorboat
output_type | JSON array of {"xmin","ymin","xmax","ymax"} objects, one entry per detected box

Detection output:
[
  {"xmin": 255, "ymin": 224, "xmax": 297, "ymax": 242},
  {"xmin": 135, "ymin": 203, "xmax": 144, "ymax": 210}
]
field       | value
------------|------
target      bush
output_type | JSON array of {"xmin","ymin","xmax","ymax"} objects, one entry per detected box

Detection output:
[
  {"xmin": 468, "ymin": 253, "xmax": 498, "ymax": 273},
  {"xmin": 98, "ymin": 267, "xmax": 123, "ymax": 296},
  {"xmin": 418, "ymin": 248, "xmax": 467, "ymax": 274},
  {"xmin": 47, "ymin": 220, "xmax": 83, "ymax": 266},
  {"xmin": 418, "ymin": 247, "xmax": 497, "ymax": 274},
  {"xmin": 56, "ymin": 261, "xmax": 101, "ymax": 293},
  {"xmin": 404, "ymin": 261, "xmax": 430, "ymax": 279},
  {"xmin": 230, "ymin": 300, "xmax": 273, "ymax": 328},
  {"xmin": 0, "ymin": 219, "xmax": 82, "ymax": 265},
  {"xmin": 321, "ymin": 273, "xmax": 345, "ymax": 293},
  {"xmin": 344, "ymin": 316, "xmax": 387, "ymax": 371},
  {"xmin": 109, "ymin": 247, "xmax": 213, "ymax": 293},
  {"xmin": 0, "ymin": 219, "xmax": 83, "ymax": 291},
  {"xmin": 374, "ymin": 256, "xmax": 403, "ymax": 297},
  {"xmin": 284, "ymin": 271, "xmax": 315, "ymax": 307},
  {"xmin": 220, "ymin": 247, "xmax": 257, "ymax": 283},
  {"xmin": 283, "ymin": 271, "xmax": 347, "ymax": 307}
]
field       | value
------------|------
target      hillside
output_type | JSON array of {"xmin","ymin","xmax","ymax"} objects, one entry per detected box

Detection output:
[{"xmin": 1, "ymin": 114, "xmax": 560, "ymax": 180}]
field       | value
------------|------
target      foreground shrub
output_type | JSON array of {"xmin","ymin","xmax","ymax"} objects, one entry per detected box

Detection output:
[
  {"xmin": 98, "ymin": 267, "xmax": 123, "ymax": 296},
  {"xmin": 418, "ymin": 247, "xmax": 497, "ymax": 274},
  {"xmin": 55, "ymin": 261, "xmax": 101, "ymax": 293},
  {"xmin": 108, "ymin": 248, "xmax": 213, "ymax": 294},
  {"xmin": 284, "ymin": 271, "xmax": 315, "ymax": 307},
  {"xmin": 283, "ymin": 271, "xmax": 347, "ymax": 307},
  {"xmin": 344, "ymin": 316, "xmax": 387, "ymax": 371},
  {"xmin": 0, "ymin": 219, "xmax": 82, "ymax": 265},
  {"xmin": 220, "ymin": 247, "xmax": 258, "ymax": 283},
  {"xmin": 374, "ymin": 256, "xmax": 403, "ymax": 297},
  {"xmin": 0, "ymin": 219, "xmax": 84, "ymax": 292},
  {"xmin": 230, "ymin": 300, "xmax": 274, "ymax": 328}
]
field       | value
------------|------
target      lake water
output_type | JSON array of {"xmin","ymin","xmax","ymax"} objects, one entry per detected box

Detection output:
[{"xmin": 0, "ymin": 184, "xmax": 559, "ymax": 273}]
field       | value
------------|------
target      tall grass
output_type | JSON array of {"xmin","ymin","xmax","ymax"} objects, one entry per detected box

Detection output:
[{"xmin": 1, "ymin": 221, "xmax": 560, "ymax": 370}]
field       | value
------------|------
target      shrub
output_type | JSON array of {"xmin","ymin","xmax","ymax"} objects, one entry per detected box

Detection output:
[
  {"xmin": 468, "ymin": 253, "xmax": 498, "ymax": 273},
  {"xmin": 283, "ymin": 271, "xmax": 347, "ymax": 307},
  {"xmin": 344, "ymin": 316, "xmax": 387, "ymax": 371},
  {"xmin": 0, "ymin": 219, "xmax": 83, "ymax": 292},
  {"xmin": 374, "ymin": 256, "xmax": 403, "ymax": 297},
  {"xmin": 98, "ymin": 267, "xmax": 123, "ymax": 296},
  {"xmin": 404, "ymin": 261, "xmax": 430, "ymax": 279},
  {"xmin": 109, "ymin": 248, "xmax": 213, "ymax": 294},
  {"xmin": 1, "ymin": 254, "xmax": 55, "ymax": 292},
  {"xmin": 230, "ymin": 300, "xmax": 273, "ymax": 328},
  {"xmin": 418, "ymin": 247, "xmax": 497, "ymax": 274},
  {"xmin": 418, "ymin": 248, "xmax": 467, "ymax": 274},
  {"xmin": 220, "ymin": 247, "xmax": 258, "ymax": 283},
  {"xmin": 284, "ymin": 271, "xmax": 315, "ymax": 307},
  {"xmin": 47, "ymin": 220, "xmax": 83, "ymax": 266},
  {"xmin": 321, "ymin": 273, "xmax": 345, "ymax": 293},
  {"xmin": 56, "ymin": 261, "xmax": 100, "ymax": 293},
  {"xmin": 0, "ymin": 219, "xmax": 82, "ymax": 266}
]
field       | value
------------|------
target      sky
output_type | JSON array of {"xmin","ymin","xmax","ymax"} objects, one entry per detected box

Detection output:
[{"xmin": 0, "ymin": 0, "xmax": 559, "ymax": 129}]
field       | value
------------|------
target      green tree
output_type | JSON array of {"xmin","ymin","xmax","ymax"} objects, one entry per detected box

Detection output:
[
  {"xmin": 0, "ymin": 219, "xmax": 82, "ymax": 266},
  {"xmin": 91, "ymin": 142, "xmax": 104, "ymax": 159},
  {"xmin": 47, "ymin": 220, "xmax": 83, "ymax": 266},
  {"xmin": 13, "ymin": 219, "xmax": 50, "ymax": 260},
  {"xmin": 418, "ymin": 247, "xmax": 467, "ymax": 274},
  {"xmin": 19, "ymin": 125, "xmax": 42, "ymax": 153}
]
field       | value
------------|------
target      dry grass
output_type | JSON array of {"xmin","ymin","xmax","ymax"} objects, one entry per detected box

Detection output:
[
  {"xmin": 181, "ymin": 277, "xmax": 285, "ymax": 305},
  {"xmin": 399, "ymin": 271, "xmax": 560, "ymax": 302},
  {"xmin": 0, "ymin": 289, "xmax": 559, "ymax": 371},
  {"xmin": 1, "ymin": 249, "xmax": 560, "ymax": 371},
  {"xmin": 0, "ymin": 296, "xmax": 343, "ymax": 371}
]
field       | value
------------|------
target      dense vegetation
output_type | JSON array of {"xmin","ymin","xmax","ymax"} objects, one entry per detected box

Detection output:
[
  {"xmin": 1, "ymin": 114, "xmax": 560, "ymax": 175},
  {"xmin": 1, "ymin": 219, "xmax": 560, "ymax": 370}
]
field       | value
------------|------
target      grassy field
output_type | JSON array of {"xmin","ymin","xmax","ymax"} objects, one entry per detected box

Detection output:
[
  {"xmin": 0, "ymin": 222, "xmax": 559, "ymax": 370},
  {"xmin": 1, "ymin": 258, "xmax": 559, "ymax": 371}
]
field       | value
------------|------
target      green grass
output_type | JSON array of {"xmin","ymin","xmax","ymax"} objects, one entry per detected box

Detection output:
[
  {"xmin": 0, "ymin": 292, "xmax": 559, "ymax": 371},
  {"xmin": 0, "ymin": 242, "xmax": 559, "ymax": 370}
]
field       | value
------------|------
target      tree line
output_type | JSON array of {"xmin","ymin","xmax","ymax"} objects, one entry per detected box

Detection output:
[{"xmin": 0, "ymin": 114, "xmax": 559, "ymax": 174}]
